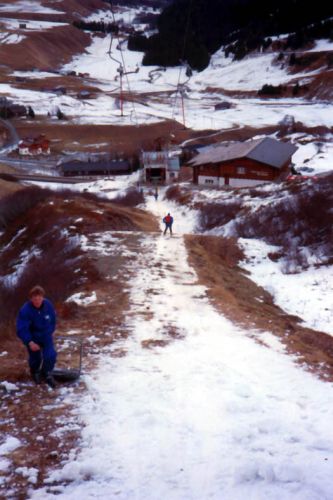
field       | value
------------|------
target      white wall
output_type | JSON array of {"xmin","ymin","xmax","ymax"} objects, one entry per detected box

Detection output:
[
  {"xmin": 198, "ymin": 175, "xmax": 219, "ymax": 186},
  {"xmin": 228, "ymin": 178, "xmax": 270, "ymax": 188}
]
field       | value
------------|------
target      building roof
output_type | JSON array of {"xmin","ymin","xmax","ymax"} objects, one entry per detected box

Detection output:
[{"xmin": 189, "ymin": 137, "xmax": 297, "ymax": 169}]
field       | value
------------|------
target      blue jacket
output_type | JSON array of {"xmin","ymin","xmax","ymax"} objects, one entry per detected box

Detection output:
[{"xmin": 16, "ymin": 299, "xmax": 56, "ymax": 346}]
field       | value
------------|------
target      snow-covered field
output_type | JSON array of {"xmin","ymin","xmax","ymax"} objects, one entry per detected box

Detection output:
[
  {"xmin": 240, "ymin": 238, "xmax": 333, "ymax": 336},
  {"xmin": 25, "ymin": 196, "xmax": 333, "ymax": 500},
  {"xmin": 0, "ymin": 0, "xmax": 63, "ymax": 14}
]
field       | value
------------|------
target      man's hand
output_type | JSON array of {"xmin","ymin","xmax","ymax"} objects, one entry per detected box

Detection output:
[{"xmin": 28, "ymin": 341, "xmax": 40, "ymax": 352}]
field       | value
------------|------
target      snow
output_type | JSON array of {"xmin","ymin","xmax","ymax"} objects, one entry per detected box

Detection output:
[
  {"xmin": 308, "ymin": 39, "xmax": 333, "ymax": 52},
  {"xmin": 0, "ymin": 1, "xmax": 63, "ymax": 14},
  {"xmin": 0, "ymin": 436, "xmax": 21, "ymax": 455},
  {"xmin": 2, "ymin": 13, "xmax": 331, "ymax": 134},
  {"xmin": 0, "ymin": 33, "xmax": 25, "ymax": 44},
  {"xmin": 0, "ymin": 6, "xmax": 332, "ymax": 497},
  {"xmin": 0, "ymin": 381, "xmax": 18, "ymax": 392},
  {"xmin": 16, "ymin": 466, "xmax": 38, "ymax": 484},
  {"xmin": 30, "ymin": 196, "xmax": 333, "ymax": 500},
  {"xmin": 291, "ymin": 140, "xmax": 333, "ymax": 175},
  {"xmin": 66, "ymin": 291, "xmax": 97, "ymax": 306},
  {"xmin": 0, "ymin": 18, "xmax": 66, "ymax": 31},
  {"xmin": 240, "ymin": 238, "xmax": 333, "ymax": 336}
]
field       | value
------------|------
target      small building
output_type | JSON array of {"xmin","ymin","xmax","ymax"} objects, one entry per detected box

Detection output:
[
  {"xmin": 189, "ymin": 137, "xmax": 297, "ymax": 188},
  {"xmin": 60, "ymin": 159, "xmax": 131, "ymax": 177},
  {"xmin": 141, "ymin": 151, "xmax": 180, "ymax": 183},
  {"xmin": 18, "ymin": 135, "xmax": 50, "ymax": 155}
]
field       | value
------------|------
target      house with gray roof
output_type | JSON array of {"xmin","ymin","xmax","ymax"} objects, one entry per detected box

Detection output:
[{"xmin": 188, "ymin": 137, "xmax": 297, "ymax": 188}]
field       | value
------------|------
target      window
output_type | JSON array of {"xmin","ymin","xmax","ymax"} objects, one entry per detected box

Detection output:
[{"xmin": 237, "ymin": 167, "xmax": 245, "ymax": 174}]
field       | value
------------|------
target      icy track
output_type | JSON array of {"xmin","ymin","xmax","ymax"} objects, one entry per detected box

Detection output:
[{"xmin": 31, "ymin": 199, "xmax": 333, "ymax": 500}]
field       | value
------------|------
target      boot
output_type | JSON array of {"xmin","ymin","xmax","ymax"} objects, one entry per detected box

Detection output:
[
  {"xmin": 31, "ymin": 370, "xmax": 42, "ymax": 385},
  {"xmin": 45, "ymin": 373, "xmax": 56, "ymax": 389}
]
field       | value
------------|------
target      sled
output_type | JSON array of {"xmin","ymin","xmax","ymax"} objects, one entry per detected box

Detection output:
[{"xmin": 51, "ymin": 335, "xmax": 83, "ymax": 382}]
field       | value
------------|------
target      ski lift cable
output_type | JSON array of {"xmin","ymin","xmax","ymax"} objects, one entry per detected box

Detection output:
[{"xmin": 107, "ymin": 0, "xmax": 138, "ymax": 124}]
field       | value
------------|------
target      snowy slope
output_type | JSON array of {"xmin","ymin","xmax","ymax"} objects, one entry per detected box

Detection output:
[
  {"xmin": 1, "ymin": 5, "xmax": 333, "ymax": 136},
  {"xmin": 28, "ymin": 196, "xmax": 333, "ymax": 500}
]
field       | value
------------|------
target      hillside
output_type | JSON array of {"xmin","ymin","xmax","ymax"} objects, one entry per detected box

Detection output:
[
  {"xmin": 0, "ymin": 177, "xmax": 332, "ymax": 498},
  {"xmin": 0, "ymin": 1, "xmax": 332, "ymax": 498},
  {"xmin": 140, "ymin": 0, "xmax": 333, "ymax": 69},
  {"xmin": 0, "ymin": 0, "xmax": 331, "ymax": 162}
]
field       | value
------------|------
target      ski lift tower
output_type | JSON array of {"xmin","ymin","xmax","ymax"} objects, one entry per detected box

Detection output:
[{"xmin": 117, "ymin": 64, "xmax": 124, "ymax": 117}]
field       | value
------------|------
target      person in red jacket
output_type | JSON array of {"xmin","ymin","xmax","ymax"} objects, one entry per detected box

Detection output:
[{"xmin": 163, "ymin": 213, "xmax": 174, "ymax": 235}]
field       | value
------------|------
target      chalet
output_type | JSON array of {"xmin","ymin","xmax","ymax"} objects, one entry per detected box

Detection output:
[
  {"xmin": 60, "ymin": 159, "xmax": 131, "ymax": 177},
  {"xmin": 141, "ymin": 151, "xmax": 180, "ymax": 183},
  {"xmin": 18, "ymin": 135, "xmax": 50, "ymax": 155},
  {"xmin": 189, "ymin": 137, "xmax": 297, "ymax": 188}
]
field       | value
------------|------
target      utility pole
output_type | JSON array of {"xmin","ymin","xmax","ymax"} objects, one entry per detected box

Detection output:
[
  {"xmin": 179, "ymin": 85, "xmax": 186, "ymax": 129},
  {"xmin": 117, "ymin": 65, "xmax": 124, "ymax": 117}
]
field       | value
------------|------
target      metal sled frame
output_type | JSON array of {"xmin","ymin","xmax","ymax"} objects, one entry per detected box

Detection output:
[{"xmin": 51, "ymin": 335, "xmax": 83, "ymax": 382}]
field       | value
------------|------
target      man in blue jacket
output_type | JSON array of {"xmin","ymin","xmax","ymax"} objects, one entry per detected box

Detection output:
[{"xmin": 16, "ymin": 285, "xmax": 57, "ymax": 388}]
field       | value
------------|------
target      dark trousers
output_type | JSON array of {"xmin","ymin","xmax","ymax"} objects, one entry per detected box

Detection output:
[
  {"xmin": 164, "ymin": 224, "xmax": 173, "ymax": 235},
  {"xmin": 27, "ymin": 342, "xmax": 57, "ymax": 375}
]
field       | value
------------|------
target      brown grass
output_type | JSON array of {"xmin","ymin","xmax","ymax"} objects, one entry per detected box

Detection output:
[
  {"xmin": 0, "ymin": 25, "xmax": 91, "ymax": 72},
  {"xmin": 185, "ymin": 234, "xmax": 333, "ymax": 380}
]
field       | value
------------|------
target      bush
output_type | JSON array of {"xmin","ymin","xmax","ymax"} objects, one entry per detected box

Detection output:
[
  {"xmin": 258, "ymin": 84, "xmax": 284, "ymax": 96},
  {"xmin": 234, "ymin": 176, "xmax": 333, "ymax": 270},
  {"xmin": 0, "ymin": 173, "xmax": 19, "ymax": 183},
  {"xmin": 0, "ymin": 188, "xmax": 103, "ymax": 338},
  {"xmin": 111, "ymin": 187, "xmax": 145, "ymax": 207},
  {"xmin": 0, "ymin": 186, "xmax": 53, "ymax": 229},
  {"xmin": 199, "ymin": 201, "xmax": 243, "ymax": 231},
  {"xmin": 164, "ymin": 185, "xmax": 193, "ymax": 205},
  {"xmin": 0, "ymin": 233, "xmax": 90, "ymax": 338}
]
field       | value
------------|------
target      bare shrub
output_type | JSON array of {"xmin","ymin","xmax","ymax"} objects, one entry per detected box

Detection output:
[
  {"xmin": 235, "ymin": 176, "xmax": 333, "ymax": 269},
  {"xmin": 111, "ymin": 187, "xmax": 144, "ymax": 207},
  {"xmin": 245, "ymin": 187, "xmax": 273, "ymax": 199},
  {"xmin": 0, "ymin": 231, "xmax": 97, "ymax": 339},
  {"xmin": 0, "ymin": 188, "xmax": 103, "ymax": 339},
  {"xmin": 191, "ymin": 234, "xmax": 245, "ymax": 267},
  {"xmin": 0, "ymin": 232, "xmax": 82, "ymax": 327},
  {"xmin": 0, "ymin": 186, "xmax": 53, "ymax": 229},
  {"xmin": 0, "ymin": 173, "xmax": 19, "ymax": 183},
  {"xmin": 199, "ymin": 201, "xmax": 243, "ymax": 231},
  {"xmin": 164, "ymin": 185, "xmax": 193, "ymax": 205}
]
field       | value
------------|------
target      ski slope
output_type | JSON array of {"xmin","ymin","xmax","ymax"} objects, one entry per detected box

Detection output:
[{"xmin": 30, "ymin": 197, "xmax": 333, "ymax": 500}]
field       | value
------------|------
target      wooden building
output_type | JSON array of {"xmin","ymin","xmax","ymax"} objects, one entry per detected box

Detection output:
[
  {"xmin": 141, "ymin": 151, "xmax": 180, "ymax": 183},
  {"xmin": 18, "ymin": 135, "xmax": 50, "ymax": 155},
  {"xmin": 60, "ymin": 159, "xmax": 131, "ymax": 177},
  {"xmin": 189, "ymin": 137, "xmax": 297, "ymax": 188}
]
